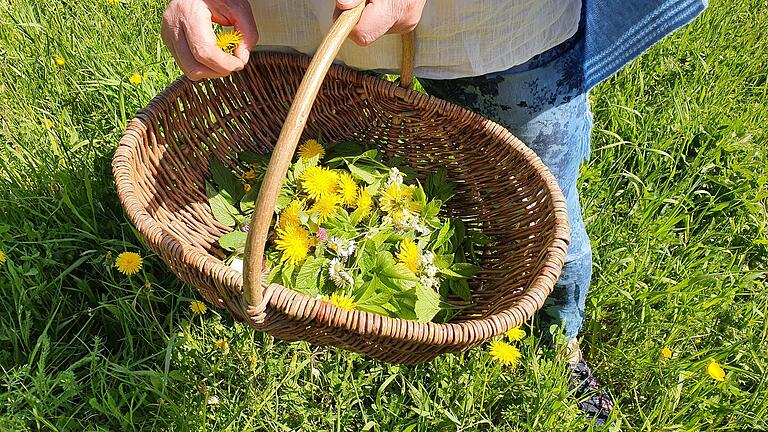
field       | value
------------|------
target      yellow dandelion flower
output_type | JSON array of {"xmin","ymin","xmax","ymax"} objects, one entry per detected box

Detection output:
[
  {"xmin": 275, "ymin": 224, "xmax": 312, "ymax": 265},
  {"xmin": 328, "ymin": 292, "xmax": 356, "ymax": 311},
  {"xmin": 489, "ymin": 340, "xmax": 522, "ymax": 368},
  {"xmin": 279, "ymin": 200, "xmax": 304, "ymax": 229},
  {"xmin": 707, "ymin": 359, "xmax": 725, "ymax": 382},
  {"xmin": 661, "ymin": 347, "xmax": 672, "ymax": 359},
  {"xmin": 397, "ymin": 238, "xmax": 420, "ymax": 274},
  {"xmin": 115, "ymin": 251, "xmax": 142, "ymax": 275},
  {"xmin": 0, "ymin": 250, "xmax": 6, "ymax": 266},
  {"xmin": 54, "ymin": 55, "xmax": 65, "ymax": 67},
  {"xmin": 215, "ymin": 338, "xmax": 229, "ymax": 351},
  {"xmin": 351, "ymin": 188, "xmax": 373, "ymax": 222},
  {"xmin": 337, "ymin": 173, "xmax": 358, "ymax": 207},
  {"xmin": 310, "ymin": 194, "xmax": 340, "ymax": 223},
  {"xmin": 190, "ymin": 300, "xmax": 207, "ymax": 314},
  {"xmin": 105, "ymin": 0, "xmax": 120, "ymax": 4},
  {"xmin": 216, "ymin": 30, "xmax": 243, "ymax": 55},
  {"xmin": 505, "ymin": 327, "xmax": 526, "ymax": 342},
  {"xmin": 298, "ymin": 139, "xmax": 325, "ymax": 161},
  {"xmin": 380, "ymin": 182, "xmax": 415, "ymax": 215},
  {"xmin": 242, "ymin": 183, "xmax": 251, "ymax": 192},
  {"xmin": 301, "ymin": 166, "xmax": 339, "ymax": 199},
  {"xmin": 243, "ymin": 169, "xmax": 257, "ymax": 182},
  {"xmin": 128, "ymin": 73, "xmax": 143, "ymax": 86}
]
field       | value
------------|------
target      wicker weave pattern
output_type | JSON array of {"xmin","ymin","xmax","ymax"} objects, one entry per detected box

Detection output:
[{"xmin": 112, "ymin": 52, "xmax": 569, "ymax": 364}]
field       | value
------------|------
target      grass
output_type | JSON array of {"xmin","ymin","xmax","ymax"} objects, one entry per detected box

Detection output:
[{"xmin": 0, "ymin": 0, "xmax": 766, "ymax": 430}]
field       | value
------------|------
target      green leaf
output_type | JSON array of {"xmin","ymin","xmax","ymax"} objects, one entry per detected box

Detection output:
[
  {"xmin": 449, "ymin": 279, "xmax": 472, "ymax": 302},
  {"xmin": 380, "ymin": 263, "xmax": 419, "ymax": 282},
  {"xmin": 218, "ymin": 231, "xmax": 247, "ymax": 252},
  {"xmin": 294, "ymin": 256, "xmax": 327, "ymax": 295},
  {"xmin": 432, "ymin": 223, "xmax": 453, "ymax": 250},
  {"xmin": 207, "ymin": 182, "xmax": 238, "ymax": 227},
  {"xmin": 450, "ymin": 262, "xmax": 481, "ymax": 278},
  {"xmin": 210, "ymin": 157, "xmax": 244, "ymax": 201},
  {"xmin": 347, "ymin": 163, "xmax": 379, "ymax": 185},
  {"xmin": 414, "ymin": 283, "xmax": 441, "ymax": 323}
]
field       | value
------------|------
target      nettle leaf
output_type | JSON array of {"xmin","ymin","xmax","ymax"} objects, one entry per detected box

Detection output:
[
  {"xmin": 210, "ymin": 157, "xmax": 244, "ymax": 201},
  {"xmin": 414, "ymin": 283, "xmax": 441, "ymax": 322},
  {"xmin": 449, "ymin": 279, "xmax": 472, "ymax": 302},
  {"xmin": 207, "ymin": 182, "xmax": 238, "ymax": 227},
  {"xmin": 450, "ymin": 262, "xmax": 481, "ymax": 278},
  {"xmin": 218, "ymin": 231, "xmax": 247, "ymax": 252},
  {"xmin": 426, "ymin": 168, "xmax": 455, "ymax": 202},
  {"xmin": 294, "ymin": 256, "xmax": 327, "ymax": 295}
]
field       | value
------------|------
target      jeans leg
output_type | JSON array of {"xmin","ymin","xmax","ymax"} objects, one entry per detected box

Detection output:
[{"xmin": 420, "ymin": 33, "xmax": 592, "ymax": 341}]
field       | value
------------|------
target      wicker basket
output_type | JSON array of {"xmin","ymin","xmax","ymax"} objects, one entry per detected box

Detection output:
[{"xmin": 113, "ymin": 6, "xmax": 569, "ymax": 364}]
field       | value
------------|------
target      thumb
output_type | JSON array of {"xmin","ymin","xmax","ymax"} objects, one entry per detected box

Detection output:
[{"xmin": 336, "ymin": 0, "xmax": 365, "ymax": 11}]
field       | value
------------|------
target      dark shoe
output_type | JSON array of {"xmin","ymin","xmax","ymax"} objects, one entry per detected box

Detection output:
[{"xmin": 568, "ymin": 359, "xmax": 614, "ymax": 426}]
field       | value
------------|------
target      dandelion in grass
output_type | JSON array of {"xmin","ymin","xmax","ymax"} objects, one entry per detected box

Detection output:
[
  {"xmin": 328, "ymin": 292, "xmax": 356, "ymax": 311},
  {"xmin": 661, "ymin": 347, "xmax": 672, "ymax": 359},
  {"xmin": 216, "ymin": 30, "xmax": 243, "ymax": 55},
  {"xmin": 397, "ymin": 238, "xmax": 420, "ymax": 273},
  {"xmin": 489, "ymin": 340, "xmax": 522, "ymax": 368},
  {"xmin": 215, "ymin": 338, "xmax": 229, "ymax": 351},
  {"xmin": 207, "ymin": 395, "xmax": 220, "ymax": 406},
  {"xmin": 380, "ymin": 182, "xmax": 415, "ymax": 215},
  {"xmin": 298, "ymin": 139, "xmax": 325, "ymax": 161},
  {"xmin": 707, "ymin": 359, "xmax": 725, "ymax": 382},
  {"xmin": 0, "ymin": 250, "xmax": 6, "ymax": 266},
  {"xmin": 275, "ymin": 224, "xmax": 312, "ymax": 265},
  {"xmin": 105, "ymin": 0, "xmax": 120, "ymax": 5},
  {"xmin": 190, "ymin": 300, "xmax": 207, "ymax": 315},
  {"xmin": 128, "ymin": 73, "xmax": 143, "ymax": 85},
  {"xmin": 301, "ymin": 166, "xmax": 339, "ymax": 199},
  {"xmin": 115, "ymin": 251, "xmax": 142, "ymax": 275},
  {"xmin": 337, "ymin": 173, "xmax": 358, "ymax": 207},
  {"xmin": 505, "ymin": 326, "xmax": 526, "ymax": 342},
  {"xmin": 279, "ymin": 200, "xmax": 304, "ymax": 229},
  {"xmin": 310, "ymin": 194, "xmax": 340, "ymax": 223},
  {"xmin": 54, "ymin": 55, "xmax": 65, "ymax": 67}
]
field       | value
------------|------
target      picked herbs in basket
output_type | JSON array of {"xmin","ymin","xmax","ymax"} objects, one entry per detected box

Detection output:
[{"xmin": 207, "ymin": 139, "xmax": 488, "ymax": 323}]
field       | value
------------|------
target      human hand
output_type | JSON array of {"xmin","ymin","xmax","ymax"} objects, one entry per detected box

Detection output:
[
  {"xmin": 161, "ymin": 0, "xmax": 258, "ymax": 81},
  {"xmin": 335, "ymin": 0, "xmax": 426, "ymax": 46}
]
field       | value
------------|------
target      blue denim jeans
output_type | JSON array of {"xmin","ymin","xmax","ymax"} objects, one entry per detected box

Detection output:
[{"xmin": 420, "ymin": 32, "xmax": 592, "ymax": 341}]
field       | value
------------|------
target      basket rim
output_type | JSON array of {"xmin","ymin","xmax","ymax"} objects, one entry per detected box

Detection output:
[{"xmin": 113, "ymin": 51, "xmax": 570, "ymax": 349}]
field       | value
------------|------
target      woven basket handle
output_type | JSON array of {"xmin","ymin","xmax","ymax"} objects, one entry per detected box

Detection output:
[{"xmin": 243, "ymin": 4, "xmax": 416, "ymax": 310}]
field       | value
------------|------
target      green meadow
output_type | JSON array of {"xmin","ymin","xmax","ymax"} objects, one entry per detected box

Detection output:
[{"xmin": 0, "ymin": 0, "xmax": 766, "ymax": 430}]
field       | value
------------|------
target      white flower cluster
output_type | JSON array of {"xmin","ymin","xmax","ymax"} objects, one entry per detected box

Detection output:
[
  {"xmin": 328, "ymin": 257, "xmax": 354, "ymax": 288},
  {"xmin": 418, "ymin": 251, "xmax": 440, "ymax": 291},
  {"xmin": 387, "ymin": 167, "xmax": 404, "ymax": 186},
  {"xmin": 383, "ymin": 210, "xmax": 431, "ymax": 235}
]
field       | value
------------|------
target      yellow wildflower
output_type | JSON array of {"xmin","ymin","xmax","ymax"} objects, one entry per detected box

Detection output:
[
  {"xmin": 215, "ymin": 338, "xmax": 229, "ymax": 351},
  {"xmin": 216, "ymin": 30, "xmax": 243, "ymax": 55},
  {"xmin": 279, "ymin": 200, "xmax": 304, "ymax": 229},
  {"xmin": 351, "ymin": 188, "xmax": 373, "ymax": 222},
  {"xmin": 298, "ymin": 139, "xmax": 325, "ymax": 161},
  {"xmin": 310, "ymin": 194, "xmax": 340, "ymax": 223},
  {"xmin": 190, "ymin": 300, "xmax": 207, "ymax": 314},
  {"xmin": 707, "ymin": 359, "xmax": 725, "ymax": 382},
  {"xmin": 42, "ymin": 118, "xmax": 54, "ymax": 130},
  {"xmin": 106, "ymin": 0, "xmax": 120, "ymax": 4},
  {"xmin": 242, "ymin": 183, "xmax": 252, "ymax": 192},
  {"xmin": 128, "ymin": 73, "xmax": 143, "ymax": 86},
  {"xmin": 328, "ymin": 292, "xmax": 356, "ymax": 311},
  {"xmin": 337, "ymin": 173, "xmax": 358, "ymax": 207},
  {"xmin": 54, "ymin": 55, "xmax": 65, "ymax": 67},
  {"xmin": 275, "ymin": 224, "xmax": 312, "ymax": 265},
  {"xmin": 115, "ymin": 251, "xmax": 142, "ymax": 275},
  {"xmin": 489, "ymin": 340, "xmax": 522, "ymax": 368},
  {"xmin": 505, "ymin": 327, "xmax": 526, "ymax": 342},
  {"xmin": 301, "ymin": 166, "xmax": 339, "ymax": 199},
  {"xmin": 397, "ymin": 238, "xmax": 420, "ymax": 274},
  {"xmin": 0, "ymin": 250, "xmax": 6, "ymax": 266},
  {"xmin": 379, "ymin": 182, "xmax": 415, "ymax": 215},
  {"xmin": 243, "ymin": 169, "xmax": 257, "ymax": 181},
  {"xmin": 661, "ymin": 347, "xmax": 672, "ymax": 359}
]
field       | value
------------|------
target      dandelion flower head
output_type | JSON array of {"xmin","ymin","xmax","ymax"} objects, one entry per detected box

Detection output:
[
  {"xmin": 380, "ymin": 182, "xmax": 415, "ymax": 215},
  {"xmin": 129, "ymin": 73, "xmax": 143, "ymax": 86},
  {"xmin": 352, "ymin": 188, "xmax": 373, "ymax": 221},
  {"xmin": 328, "ymin": 292, "xmax": 356, "ymax": 311},
  {"xmin": 661, "ymin": 347, "xmax": 672, "ymax": 359},
  {"xmin": 298, "ymin": 139, "xmax": 325, "ymax": 161},
  {"xmin": 301, "ymin": 166, "xmax": 339, "ymax": 199},
  {"xmin": 190, "ymin": 300, "xmax": 208, "ymax": 314},
  {"xmin": 54, "ymin": 55, "xmax": 65, "ymax": 66},
  {"xmin": 216, "ymin": 30, "xmax": 243, "ymax": 55},
  {"xmin": 505, "ymin": 326, "xmax": 526, "ymax": 342},
  {"xmin": 215, "ymin": 338, "xmax": 229, "ymax": 351},
  {"xmin": 279, "ymin": 200, "xmax": 304, "ymax": 229},
  {"xmin": 310, "ymin": 193, "xmax": 340, "ymax": 223},
  {"xmin": 707, "ymin": 359, "xmax": 725, "ymax": 382},
  {"xmin": 115, "ymin": 251, "xmax": 142, "ymax": 275},
  {"xmin": 0, "ymin": 250, "xmax": 6, "ymax": 266},
  {"xmin": 397, "ymin": 238, "xmax": 420, "ymax": 274},
  {"xmin": 275, "ymin": 224, "xmax": 312, "ymax": 265},
  {"xmin": 489, "ymin": 340, "xmax": 522, "ymax": 368}
]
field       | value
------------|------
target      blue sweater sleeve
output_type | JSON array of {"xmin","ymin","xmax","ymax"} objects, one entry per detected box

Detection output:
[{"xmin": 583, "ymin": 0, "xmax": 708, "ymax": 89}]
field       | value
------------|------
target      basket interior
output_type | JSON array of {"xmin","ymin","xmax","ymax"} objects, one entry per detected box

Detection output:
[{"xmin": 124, "ymin": 53, "xmax": 564, "ymax": 323}]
